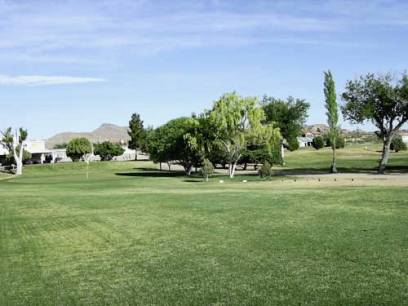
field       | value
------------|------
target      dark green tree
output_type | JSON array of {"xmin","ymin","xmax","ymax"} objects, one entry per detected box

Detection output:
[
  {"xmin": 312, "ymin": 136, "xmax": 324, "ymax": 150},
  {"xmin": 342, "ymin": 73, "xmax": 408, "ymax": 173},
  {"xmin": 94, "ymin": 141, "xmax": 125, "ymax": 161},
  {"xmin": 146, "ymin": 117, "xmax": 203, "ymax": 175},
  {"xmin": 66, "ymin": 137, "xmax": 92, "ymax": 162},
  {"xmin": 262, "ymin": 96, "xmax": 310, "ymax": 152},
  {"xmin": 201, "ymin": 158, "xmax": 214, "ymax": 181},
  {"xmin": 128, "ymin": 113, "xmax": 146, "ymax": 160},
  {"xmin": 324, "ymin": 70, "xmax": 339, "ymax": 173},
  {"xmin": 390, "ymin": 135, "xmax": 407, "ymax": 152}
]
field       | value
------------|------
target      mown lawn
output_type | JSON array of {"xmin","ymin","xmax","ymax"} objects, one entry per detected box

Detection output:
[{"xmin": 0, "ymin": 148, "xmax": 408, "ymax": 305}]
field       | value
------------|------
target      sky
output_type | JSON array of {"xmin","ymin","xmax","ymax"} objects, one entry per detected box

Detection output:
[{"xmin": 0, "ymin": 0, "xmax": 407, "ymax": 139}]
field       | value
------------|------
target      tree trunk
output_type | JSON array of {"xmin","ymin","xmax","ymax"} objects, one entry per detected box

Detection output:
[
  {"xmin": 330, "ymin": 146, "xmax": 337, "ymax": 173},
  {"xmin": 167, "ymin": 162, "xmax": 171, "ymax": 171},
  {"xmin": 13, "ymin": 146, "xmax": 23, "ymax": 176},
  {"xmin": 205, "ymin": 174, "xmax": 208, "ymax": 182},
  {"xmin": 159, "ymin": 162, "xmax": 162, "ymax": 171},
  {"xmin": 135, "ymin": 149, "xmax": 138, "ymax": 161},
  {"xmin": 378, "ymin": 135, "xmax": 392, "ymax": 174},
  {"xmin": 230, "ymin": 162, "xmax": 238, "ymax": 178}
]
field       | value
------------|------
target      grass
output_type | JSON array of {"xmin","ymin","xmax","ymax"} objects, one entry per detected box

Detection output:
[{"xmin": 0, "ymin": 145, "xmax": 408, "ymax": 305}]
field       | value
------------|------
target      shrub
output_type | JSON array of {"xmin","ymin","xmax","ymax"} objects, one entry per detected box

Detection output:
[
  {"xmin": 94, "ymin": 141, "xmax": 125, "ymax": 161},
  {"xmin": 66, "ymin": 137, "xmax": 92, "ymax": 162},
  {"xmin": 312, "ymin": 136, "xmax": 324, "ymax": 150},
  {"xmin": 6, "ymin": 148, "xmax": 32, "ymax": 165},
  {"xmin": 391, "ymin": 135, "xmax": 407, "ymax": 152},
  {"xmin": 259, "ymin": 161, "xmax": 273, "ymax": 178},
  {"xmin": 287, "ymin": 138, "xmax": 299, "ymax": 151},
  {"xmin": 325, "ymin": 134, "xmax": 346, "ymax": 149},
  {"xmin": 201, "ymin": 158, "xmax": 214, "ymax": 181}
]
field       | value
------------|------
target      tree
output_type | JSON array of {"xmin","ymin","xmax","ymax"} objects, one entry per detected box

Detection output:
[
  {"xmin": 262, "ymin": 96, "xmax": 310, "ymax": 153},
  {"xmin": 94, "ymin": 141, "xmax": 125, "ymax": 161},
  {"xmin": 342, "ymin": 73, "xmax": 408, "ymax": 173},
  {"xmin": 259, "ymin": 161, "xmax": 273, "ymax": 179},
  {"xmin": 66, "ymin": 137, "xmax": 92, "ymax": 162},
  {"xmin": 128, "ymin": 113, "xmax": 146, "ymax": 160},
  {"xmin": 1, "ymin": 127, "xmax": 28, "ymax": 175},
  {"xmin": 208, "ymin": 92, "xmax": 279, "ymax": 178},
  {"xmin": 201, "ymin": 159, "xmax": 214, "ymax": 181},
  {"xmin": 390, "ymin": 135, "xmax": 407, "ymax": 152},
  {"xmin": 324, "ymin": 134, "xmax": 345, "ymax": 149},
  {"xmin": 312, "ymin": 136, "xmax": 324, "ymax": 150},
  {"xmin": 146, "ymin": 117, "xmax": 203, "ymax": 174},
  {"xmin": 324, "ymin": 70, "xmax": 339, "ymax": 173}
]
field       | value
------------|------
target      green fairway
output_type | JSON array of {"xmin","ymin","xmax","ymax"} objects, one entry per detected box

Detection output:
[{"xmin": 1, "ymin": 150, "xmax": 408, "ymax": 305}]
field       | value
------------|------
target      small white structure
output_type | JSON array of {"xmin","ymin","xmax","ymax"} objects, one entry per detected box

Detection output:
[
  {"xmin": 297, "ymin": 136, "xmax": 313, "ymax": 148},
  {"xmin": 402, "ymin": 135, "xmax": 408, "ymax": 145}
]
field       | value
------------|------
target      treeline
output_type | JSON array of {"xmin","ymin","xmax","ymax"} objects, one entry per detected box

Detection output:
[{"xmin": 129, "ymin": 92, "xmax": 310, "ymax": 178}]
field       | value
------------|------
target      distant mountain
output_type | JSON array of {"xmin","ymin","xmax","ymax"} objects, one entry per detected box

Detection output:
[
  {"xmin": 303, "ymin": 124, "xmax": 361, "ymax": 136},
  {"xmin": 46, "ymin": 123, "xmax": 130, "ymax": 149}
]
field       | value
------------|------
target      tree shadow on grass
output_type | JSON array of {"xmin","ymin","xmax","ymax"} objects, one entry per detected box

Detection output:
[
  {"xmin": 275, "ymin": 164, "xmax": 408, "ymax": 175},
  {"xmin": 115, "ymin": 171, "xmax": 186, "ymax": 178}
]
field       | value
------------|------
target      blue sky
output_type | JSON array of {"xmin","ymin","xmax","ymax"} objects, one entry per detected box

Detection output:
[{"xmin": 0, "ymin": 0, "xmax": 407, "ymax": 139}]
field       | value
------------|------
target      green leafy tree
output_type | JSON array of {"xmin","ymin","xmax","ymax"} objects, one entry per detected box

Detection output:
[
  {"xmin": 390, "ymin": 135, "xmax": 407, "ymax": 152},
  {"xmin": 312, "ymin": 136, "xmax": 324, "ymax": 150},
  {"xmin": 342, "ymin": 73, "xmax": 408, "ymax": 173},
  {"xmin": 324, "ymin": 70, "xmax": 339, "ymax": 173},
  {"xmin": 128, "ymin": 113, "xmax": 146, "ymax": 160},
  {"xmin": 146, "ymin": 117, "xmax": 203, "ymax": 175},
  {"xmin": 201, "ymin": 158, "xmax": 214, "ymax": 181},
  {"xmin": 262, "ymin": 96, "xmax": 310, "ymax": 153},
  {"xmin": 94, "ymin": 141, "xmax": 125, "ymax": 161},
  {"xmin": 6, "ymin": 147, "xmax": 31, "ymax": 165},
  {"xmin": 66, "ymin": 137, "xmax": 92, "ymax": 162},
  {"xmin": 1, "ymin": 127, "xmax": 28, "ymax": 175},
  {"xmin": 208, "ymin": 92, "xmax": 280, "ymax": 178}
]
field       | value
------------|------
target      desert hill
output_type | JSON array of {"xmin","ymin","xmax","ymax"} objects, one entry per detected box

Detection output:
[{"xmin": 46, "ymin": 123, "xmax": 130, "ymax": 149}]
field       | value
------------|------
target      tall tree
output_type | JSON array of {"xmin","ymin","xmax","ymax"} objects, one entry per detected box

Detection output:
[
  {"xmin": 128, "ymin": 113, "xmax": 145, "ymax": 160},
  {"xmin": 324, "ymin": 70, "xmax": 339, "ymax": 173},
  {"xmin": 262, "ymin": 96, "xmax": 310, "ymax": 152},
  {"xmin": 208, "ymin": 92, "xmax": 279, "ymax": 178},
  {"xmin": 342, "ymin": 73, "xmax": 408, "ymax": 173},
  {"xmin": 1, "ymin": 127, "xmax": 28, "ymax": 175}
]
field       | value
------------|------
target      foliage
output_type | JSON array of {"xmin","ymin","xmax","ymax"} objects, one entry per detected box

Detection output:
[
  {"xmin": 391, "ymin": 135, "xmax": 407, "ymax": 152},
  {"xmin": 128, "ymin": 113, "xmax": 146, "ymax": 159},
  {"xmin": 208, "ymin": 92, "xmax": 280, "ymax": 178},
  {"xmin": 259, "ymin": 161, "xmax": 273, "ymax": 178},
  {"xmin": 312, "ymin": 136, "xmax": 324, "ymax": 150},
  {"xmin": 146, "ymin": 117, "xmax": 203, "ymax": 174},
  {"xmin": 287, "ymin": 137, "xmax": 299, "ymax": 151},
  {"xmin": 262, "ymin": 96, "xmax": 310, "ymax": 151},
  {"xmin": 66, "ymin": 137, "xmax": 92, "ymax": 162},
  {"xmin": 1, "ymin": 127, "xmax": 28, "ymax": 175},
  {"xmin": 5, "ymin": 147, "xmax": 32, "ymax": 165},
  {"xmin": 324, "ymin": 70, "xmax": 339, "ymax": 173},
  {"xmin": 342, "ymin": 73, "xmax": 408, "ymax": 173},
  {"xmin": 94, "ymin": 141, "xmax": 125, "ymax": 161},
  {"xmin": 200, "ymin": 158, "xmax": 214, "ymax": 181},
  {"xmin": 324, "ymin": 134, "xmax": 345, "ymax": 149}
]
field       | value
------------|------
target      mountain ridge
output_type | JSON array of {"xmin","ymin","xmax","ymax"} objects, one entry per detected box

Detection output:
[{"xmin": 46, "ymin": 123, "xmax": 130, "ymax": 149}]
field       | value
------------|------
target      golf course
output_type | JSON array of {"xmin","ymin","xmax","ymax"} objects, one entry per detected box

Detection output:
[{"xmin": 1, "ymin": 145, "xmax": 407, "ymax": 305}]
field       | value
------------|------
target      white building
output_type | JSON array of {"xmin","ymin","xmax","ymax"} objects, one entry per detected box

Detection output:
[{"xmin": 297, "ymin": 136, "xmax": 313, "ymax": 148}]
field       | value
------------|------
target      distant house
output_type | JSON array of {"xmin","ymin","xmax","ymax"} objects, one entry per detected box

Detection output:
[{"xmin": 297, "ymin": 136, "xmax": 313, "ymax": 148}]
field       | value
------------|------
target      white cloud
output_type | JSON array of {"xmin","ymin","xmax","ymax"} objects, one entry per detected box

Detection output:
[{"xmin": 0, "ymin": 75, "xmax": 105, "ymax": 86}]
